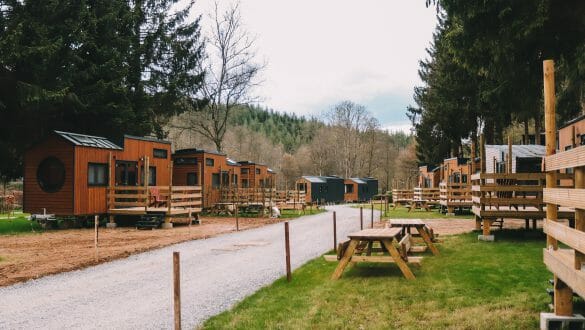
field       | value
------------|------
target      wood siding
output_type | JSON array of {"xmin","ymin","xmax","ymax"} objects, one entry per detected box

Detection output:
[
  {"xmin": 344, "ymin": 180, "xmax": 358, "ymax": 202},
  {"xmin": 24, "ymin": 135, "xmax": 75, "ymax": 215}
]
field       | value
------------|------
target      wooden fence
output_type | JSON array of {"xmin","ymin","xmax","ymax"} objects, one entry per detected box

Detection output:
[
  {"xmin": 541, "ymin": 59, "xmax": 585, "ymax": 319},
  {"xmin": 471, "ymin": 172, "xmax": 574, "ymax": 236},
  {"xmin": 439, "ymin": 182, "xmax": 472, "ymax": 214},
  {"xmin": 107, "ymin": 185, "xmax": 202, "ymax": 216},
  {"xmin": 413, "ymin": 187, "xmax": 440, "ymax": 206}
]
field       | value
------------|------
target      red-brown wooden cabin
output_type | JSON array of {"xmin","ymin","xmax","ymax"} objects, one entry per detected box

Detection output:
[
  {"xmin": 172, "ymin": 149, "xmax": 240, "ymax": 208},
  {"xmin": 418, "ymin": 165, "xmax": 440, "ymax": 188},
  {"xmin": 24, "ymin": 131, "xmax": 173, "ymax": 217},
  {"xmin": 238, "ymin": 161, "xmax": 275, "ymax": 188}
]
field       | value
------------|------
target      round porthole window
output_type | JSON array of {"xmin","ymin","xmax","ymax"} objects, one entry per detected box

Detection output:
[{"xmin": 37, "ymin": 157, "xmax": 66, "ymax": 193}]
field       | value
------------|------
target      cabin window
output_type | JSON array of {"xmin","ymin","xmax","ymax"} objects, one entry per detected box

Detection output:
[
  {"xmin": 232, "ymin": 174, "xmax": 238, "ymax": 186},
  {"xmin": 345, "ymin": 184, "xmax": 354, "ymax": 193},
  {"xmin": 37, "ymin": 157, "xmax": 66, "ymax": 193},
  {"xmin": 221, "ymin": 171, "xmax": 229, "ymax": 186},
  {"xmin": 115, "ymin": 161, "xmax": 138, "ymax": 186},
  {"xmin": 452, "ymin": 173, "xmax": 461, "ymax": 183},
  {"xmin": 242, "ymin": 179, "xmax": 249, "ymax": 188},
  {"xmin": 140, "ymin": 166, "xmax": 156, "ymax": 186},
  {"xmin": 174, "ymin": 157, "xmax": 197, "ymax": 165},
  {"xmin": 187, "ymin": 173, "xmax": 198, "ymax": 185},
  {"xmin": 206, "ymin": 158, "xmax": 214, "ymax": 167},
  {"xmin": 88, "ymin": 163, "xmax": 108, "ymax": 186},
  {"xmin": 462, "ymin": 175, "xmax": 468, "ymax": 184},
  {"xmin": 256, "ymin": 168, "xmax": 261, "ymax": 175},
  {"xmin": 241, "ymin": 168, "xmax": 249, "ymax": 174},
  {"xmin": 153, "ymin": 148, "xmax": 168, "ymax": 159},
  {"xmin": 581, "ymin": 135, "xmax": 585, "ymax": 146},
  {"xmin": 211, "ymin": 173, "xmax": 220, "ymax": 188}
]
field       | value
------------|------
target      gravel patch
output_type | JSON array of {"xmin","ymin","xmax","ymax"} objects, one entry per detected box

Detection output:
[{"xmin": 0, "ymin": 205, "xmax": 379, "ymax": 329}]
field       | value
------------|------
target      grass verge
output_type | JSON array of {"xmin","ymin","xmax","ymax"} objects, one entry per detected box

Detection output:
[
  {"xmin": 204, "ymin": 230, "xmax": 581, "ymax": 329},
  {"xmin": 0, "ymin": 216, "xmax": 43, "ymax": 235},
  {"xmin": 355, "ymin": 203, "xmax": 474, "ymax": 219}
]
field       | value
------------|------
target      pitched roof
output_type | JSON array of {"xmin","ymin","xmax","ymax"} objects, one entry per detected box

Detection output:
[
  {"xmin": 226, "ymin": 158, "xmax": 240, "ymax": 166},
  {"xmin": 124, "ymin": 134, "xmax": 171, "ymax": 145},
  {"xmin": 174, "ymin": 148, "xmax": 226, "ymax": 156},
  {"xmin": 54, "ymin": 131, "xmax": 122, "ymax": 150},
  {"xmin": 349, "ymin": 178, "xmax": 367, "ymax": 184},
  {"xmin": 485, "ymin": 144, "xmax": 545, "ymax": 158},
  {"xmin": 302, "ymin": 176, "xmax": 326, "ymax": 183}
]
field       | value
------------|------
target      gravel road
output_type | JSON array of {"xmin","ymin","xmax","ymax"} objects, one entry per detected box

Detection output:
[{"xmin": 0, "ymin": 204, "xmax": 380, "ymax": 329}]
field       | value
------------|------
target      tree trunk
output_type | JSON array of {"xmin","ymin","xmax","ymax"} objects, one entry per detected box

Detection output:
[
  {"xmin": 523, "ymin": 118, "xmax": 529, "ymax": 145},
  {"xmin": 535, "ymin": 114, "xmax": 542, "ymax": 145}
]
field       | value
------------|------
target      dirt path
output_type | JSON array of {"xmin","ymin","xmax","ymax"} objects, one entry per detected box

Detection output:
[
  {"xmin": 0, "ymin": 205, "xmax": 379, "ymax": 329},
  {"xmin": 0, "ymin": 216, "xmax": 286, "ymax": 287}
]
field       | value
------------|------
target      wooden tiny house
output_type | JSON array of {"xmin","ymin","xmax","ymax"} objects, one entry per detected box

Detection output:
[
  {"xmin": 296, "ymin": 176, "xmax": 346, "ymax": 204},
  {"xmin": 418, "ymin": 165, "xmax": 440, "ymax": 188},
  {"xmin": 558, "ymin": 114, "xmax": 585, "ymax": 151},
  {"xmin": 238, "ymin": 161, "xmax": 274, "ymax": 188},
  {"xmin": 24, "ymin": 131, "xmax": 123, "ymax": 216},
  {"xmin": 24, "ymin": 131, "xmax": 201, "ymax": 226},
  {"xmin": 172, "ymin": 149, "xmax": 237, "ymax": 208}
]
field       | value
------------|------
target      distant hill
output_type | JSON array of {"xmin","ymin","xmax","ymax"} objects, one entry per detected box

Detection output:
[{"xmin": 229, "ymin": 105, "xmax": 324, "ymax": 153}]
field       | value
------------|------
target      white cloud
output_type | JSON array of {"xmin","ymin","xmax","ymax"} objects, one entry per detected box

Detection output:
[
  {"xmin": 383, "ymin": 122, "xmax": 413, "ymax": 134},
  {"xmin": 189, "ymin": 0, "xmax": 438, "ymax": 126}
]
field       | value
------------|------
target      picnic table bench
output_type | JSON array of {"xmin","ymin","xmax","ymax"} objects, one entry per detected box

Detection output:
[
  {"xmin": 387, "ymin": 219, "xmax": 440, "ymax": 256},
  {"xmin": 330, "ymin": 227, "xmax": 417, "ymax": 280},
  {"xmin": 406, "ymin": 200, "xmax": 430, "ymax": 212}
]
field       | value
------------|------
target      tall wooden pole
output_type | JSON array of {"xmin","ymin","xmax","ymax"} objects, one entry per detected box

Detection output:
[
  {"xmin": 544, "ymin": 59, "xmax": 572, "ymax": 316},
  {"xmin": 360, "ymin": 206, "xmax": 363, "ymax": 230},
  {"xmin": 173, "ymin": 251, "xmax": 181, "ymax": 330},
  {"xmin": 470, "ymin": 140, "xmax": 476, "ymax": 174},
  {"xmin": 285, "ymin": 222, "xmax": 291, "ymax": 282},
  {"xmin": 94, "ymin": 215, "xmax": 99, "ymax": 262},
  {"xmin": 333, "ymin": 211, "xmax": 337, "ymax": 252},
  {"xmin": 144, "ymin": 156, "xmax": 149, "ymax": 212},
  {"xmin": 480, "ymin": 134, "xmax": 485, "ymax": 174},
  {"xmin": 507, "ymin": 135, "xmax": 513, "ymax": 173}
]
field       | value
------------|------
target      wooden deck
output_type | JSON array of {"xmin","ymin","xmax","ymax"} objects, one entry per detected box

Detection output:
[
  {"xmin": 439, "ymin": 182, "xmax": 471, "ymax": 214},
  {"xmin": 414, "ymin": 187, "xmax": 440, "ymax": 205},
  {"xmin": 107, "ymin": 185, "xmax": 202, "ymax": 219}
]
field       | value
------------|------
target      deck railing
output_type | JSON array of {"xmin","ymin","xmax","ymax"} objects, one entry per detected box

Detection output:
[
  {"xmin": 107, "ymin": 185, "xmax": 202, "ymax": 212},
  {"xmin": 413, "ymin": 187, "xmax": 440, "ymax": 204},
  {"xmin": 439, "ymin": 182, "xmax": 472, "ymax": 213},
  {"xmin": 392, "ymin": 189, "xmax": 414, "ymax": 203}
]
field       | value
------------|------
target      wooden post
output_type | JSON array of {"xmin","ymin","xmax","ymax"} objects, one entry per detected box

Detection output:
[
  {"xmin": 285, "ymin": 221, "xmax": 291, "ymax": 282},
  {"xmin": 144, "ymin": 156, "xmax": 149, "ymax": 212},
  {"xmin": 173, "ymin": 251, "xmax": 181, "ymax": 330},
  {"xmin": 544, "ymin": 59, "xmax": 573, "ymax": 316},
  {"xmin": 167, "ymin": 162, "xmax": 173, "ymax": 225},
  {"xmin": 235, "ymin": 204, "xmax": 239, "ymax": 231},
  {"xmin": 333, "ymin": 211, "xmax": 337, "ymax": 252},
  {"xmin": 360, "ymin": 207, "xmax": 363, "ymax": 230},
  {"xmin": 471, "ymin": 140, "xmax": 476, "ymax": 174},
  {"xmin": 480, "ymin": 134, "xmax": 485, "ymax": 173},
  {"xmin": 370, "ymin": 203, "xmax": 374, "ymax": 228},
  {"xmin": 108, "ymin": 152, "xmax": 115, "ymax": 225},
  {"xmin": 574, "ymin": 166, "xmax": 585, "ymax": 270},
  {"xmin": 94, "ymin": 215, "xmax": 99, "ymax": 262},
  {"xmin": 507, "ymin": 135, "xmax": 513, "ymax": 173}
]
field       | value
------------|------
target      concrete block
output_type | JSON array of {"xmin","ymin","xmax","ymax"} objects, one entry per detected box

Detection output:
[
  {"xmin": 106, "ymin": 223, "xmax": 117, "ymax": 229},
  {"xmin": 445, "ymin": 213, "xmax": 455, "ymax": 216},
  {"xmin": 161, "ymin": 223, "xmax": 173, "ymax": 229},
  {"xmin": 540, "ymin": 312, "xmax": 585, "ymax": 330},
  {"xmin": 478, "ymin": 235, "xmax": 495, "ymax": 242}
]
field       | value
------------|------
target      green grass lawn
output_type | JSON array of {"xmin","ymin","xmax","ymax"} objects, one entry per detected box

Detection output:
[
  {"xmin": 355, "ymin": 203, "xmax": 474, "ymax": 219},
  {"xmin": 0, "ymin": 215, "xmax": 42, "ymax": 235},
  {"xmin": 204, "ymin": 230, "xmax": 581, "ymax": 329}
]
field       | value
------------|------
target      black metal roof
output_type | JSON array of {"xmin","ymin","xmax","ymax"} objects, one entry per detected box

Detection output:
[
  {"xmin": 124, "ymin": 134, "xmax": 171, "ymax": 145},
  {"xmin": 174, "ymin": 148, "xmax": 226, "ymax": 156},
  {"xmin": 54, "ymin": 131, "xmax": 123, "ymax": 150}
]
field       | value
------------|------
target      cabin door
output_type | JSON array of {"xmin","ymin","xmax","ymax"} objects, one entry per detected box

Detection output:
[{"xmin": 115, "ymin": 161, "xmax": 138, "ymax": 186}]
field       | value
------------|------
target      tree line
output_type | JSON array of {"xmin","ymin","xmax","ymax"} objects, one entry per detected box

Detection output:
[{"xmin": 409, "ymin": 1, "xmax": 585, "ymax": 167}]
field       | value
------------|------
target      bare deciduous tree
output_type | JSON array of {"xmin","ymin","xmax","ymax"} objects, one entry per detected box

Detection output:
[{"xmin": 180, "ymin": 1, "xmax": 263, "ymax": 152}]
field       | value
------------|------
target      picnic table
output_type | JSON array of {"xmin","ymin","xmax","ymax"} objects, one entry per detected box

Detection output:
[
  {"xmin": 331, "ymin": 228, "xmax": 416, "ymax": 280},
  {"xmin": 407, "ymin": 200, "xmax": 430, "ymax": 212},
  {"xmin": 388, "ymin": 219, "xmax": 440, "ymax": 256}
]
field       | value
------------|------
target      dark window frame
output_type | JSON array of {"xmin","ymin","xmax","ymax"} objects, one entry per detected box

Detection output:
[
  {"xmin": 153, "ymin": 148, "xmax": 168, "ymax": 159},
  {"xmin": 115, "ymin": 161, "xmax": 138, "ymax": 186},
  {"xmin": 187, "ymin": 172, "xmax": 198, "ymax": 185},
  {"xmin": 255, "ymin": 168, "xmax": 261, "ymax": 174},
  {"xmin": 206, "ymin": 158, "xmax": 215, "ymax": 167},
  {"xmin": 212, "ymin": 173, "xmax": 220, "ymax": 188},
  {"xmin": 88, "ymin": 162, "xmax": 108, "ymax": 187},
  {"xmin": 37, "ymin": 156, "xmax": 66, "ymax": 193}
]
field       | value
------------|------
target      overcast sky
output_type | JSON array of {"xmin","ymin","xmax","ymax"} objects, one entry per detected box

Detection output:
[{"xmin": 191, "ymin": 1, "xmax": 438, "ymax": 132}]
